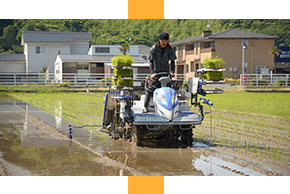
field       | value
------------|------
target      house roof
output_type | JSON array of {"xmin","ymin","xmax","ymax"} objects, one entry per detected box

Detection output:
[
  {"xmin": 21, "ymin": 31, "xmax": 92, "ymax": 44},
  {"xmin": 57, "ymin": 54, "xmax": 146, "ymax": 63},
  {"xmin": 171, "ymin": 29, "xmax": 279, "ymax": 46},
  {"xmin": 138, "ymin": 44, "xmax": 151, "ymax": 55},
  {"xmin": 0, "ymin": 54, "xmax": 26, "ymax": 62}
]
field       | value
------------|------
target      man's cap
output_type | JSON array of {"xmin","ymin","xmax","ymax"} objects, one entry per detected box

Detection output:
[{"xmin": 159, "ymin": 32, "xmax": 169, "ymax": 40}]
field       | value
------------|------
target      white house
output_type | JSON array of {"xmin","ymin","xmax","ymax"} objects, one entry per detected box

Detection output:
[
  {"xmin": 21, "ymin": 31, "xmax": 92, "ymax": 73},
  {"xmin": 54, "ymin": 44, "xmax": 151, "ymax": 82},
  {"xmin": 0, "ymin": 31, "xmax": 151, "ymax": 82}
]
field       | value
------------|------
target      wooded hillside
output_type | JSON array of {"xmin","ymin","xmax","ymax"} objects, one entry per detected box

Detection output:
[{"xmin": 0, "ymin": 19, "xmax": 289, "ymax": 54}]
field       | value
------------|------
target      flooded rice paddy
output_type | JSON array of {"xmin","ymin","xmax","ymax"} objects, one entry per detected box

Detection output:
[{"xmin": 0, "ymin": 94, "xmax": 289, "ymax": 176}]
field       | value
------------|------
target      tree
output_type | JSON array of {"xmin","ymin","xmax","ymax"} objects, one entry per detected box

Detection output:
[
  {"xmin": 119, "ymin": 44, "xmax": 130, "ymax": 55},
  {"xmin": 269, "ymin": 46, "xmax": 281, "ymax": 64},
  {"xmin": 0, "ymin": 25, "xmax": 18, "ymax": 52}
]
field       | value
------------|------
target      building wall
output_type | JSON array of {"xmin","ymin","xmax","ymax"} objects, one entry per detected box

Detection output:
[
  {"xmin": 88, "ymin": 45, "xmax": 139, "ymax": 56},
  {"xmin": 104, "ymin": 64, "xmax": 112, "ymax": 74},
  {"xmin": 24, "ymin": 44, "xmax": 28, "ymax": 72},
  {"xmin": 215, "ymin": 39, "xmax": 275, "ymax": 78},
  {"xmin": 177, "ymin": 39, "xmax": 275, "ymax": 79},
  {"xmin": 70, "ymin": 40, "xmax": 90, "ymax": 54},
  {"xmin": 26, "ymin": 43, "xmax": 71, "ymax": 73},
  {"xmin": 137, "ymin": 67, "xmax": 150, "ymax": 74},
  {"xmin": 0, "ymin": 62, "xmax": 26, "ymax": 73}
]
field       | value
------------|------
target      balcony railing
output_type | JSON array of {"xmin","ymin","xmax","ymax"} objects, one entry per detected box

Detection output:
[
  {"xmin": 185, "ymin": 50, "xmax": 195, "ymax": 55},
  {"xmin": 200, "ymin": 47, "xmax": 215, "ymax": 53}
]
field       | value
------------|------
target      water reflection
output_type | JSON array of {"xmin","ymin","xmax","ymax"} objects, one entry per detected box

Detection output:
[
  {"xmin": 0, "ymin": 96, "xmax": 130, "ymax": 176},
  {"xmin": 55, "ymin": 101, "xmax": 62, "ymax": 129}
]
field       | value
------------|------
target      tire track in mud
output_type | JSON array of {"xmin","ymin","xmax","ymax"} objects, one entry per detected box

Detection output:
[
  {"xmin": 16, "ymin": 105, "xmax": 147, "ymax": 176},
  {"xmin": 194, "ymin": 146, "xmax": 283, "ymax": 176}
]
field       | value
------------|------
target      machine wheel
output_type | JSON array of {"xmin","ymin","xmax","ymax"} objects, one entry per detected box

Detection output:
[
  {"xmin": 131, "ymin": 124, "xmax": 143, "ymax": 146},
  {"xmin": 181, "ymin": 129, "xmax": 193, "ymax": 145}
]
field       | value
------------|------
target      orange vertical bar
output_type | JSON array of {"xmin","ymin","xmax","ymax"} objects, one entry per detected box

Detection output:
[
  {"xmin": 128, "ymin": 0, "xmax": 164, "ymax": 19},
  {"xmin": 128, "ymin": 176, "xmax": 164, "ymax": 194}
]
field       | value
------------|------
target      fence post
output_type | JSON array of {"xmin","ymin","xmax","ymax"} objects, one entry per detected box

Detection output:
[
  {"xmin": 75, "ymin": 74, "xmax": 78, "ymax": 86},
  {"xmin": 45, "ymin": 73, "xmax": 47, "ymax": 86},
  {"xmin": 256, "ymin": 74, "xmax": 258, "ymax": 86},
  {"xmin": 286, "ymin": 74, "xmax": 289, "ymax": 86},
  {"xmin": 14, "ymin": 74, "xmax": 16, "ymax": 86}
]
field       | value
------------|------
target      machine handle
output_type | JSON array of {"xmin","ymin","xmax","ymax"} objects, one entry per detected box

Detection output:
[{"xmin": 199, "ymin": 97, "xmax": 213, "ymax": 107}]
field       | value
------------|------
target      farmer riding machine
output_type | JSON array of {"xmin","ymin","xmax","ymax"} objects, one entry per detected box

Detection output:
[{"xmin": 102, "ymin": 57, "xmax": 223, "ymax": 146}]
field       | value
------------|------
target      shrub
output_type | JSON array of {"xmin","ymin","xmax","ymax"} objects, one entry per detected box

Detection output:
[
  {"xmin": 249, "ymin": 78, "xmax": 269, "ymax": 85},
  {"xmin": 60, "ymin": 83, "xmax": 69, "ymax": 87},
  {"xmin": 277, "ymin": 78, "xmax": 290, "ymax": 86},
  {"xmin": 225, "ymin": 78, "xmax": 237, "ymax": 82}
]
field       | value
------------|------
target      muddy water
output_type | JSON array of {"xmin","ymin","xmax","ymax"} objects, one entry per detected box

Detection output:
[
  {"xmin": 0, "ymin": 96, "xmax": 274, "ymax": 176},
  {"xmin": 0, "ymin": 96, "xmax": 131, "ymax": 176}
]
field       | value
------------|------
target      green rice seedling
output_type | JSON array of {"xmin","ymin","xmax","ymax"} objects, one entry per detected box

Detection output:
[
  {"xmin": 280, "ymin": 156, "xmax": 284, "ymax": 164},
  {"xmin": 111, "ymin": 54, "xmax": 133, "ymax": 66},
  {"xmin": 113, "ymin": 68, "xmax": 132, "ymax": 77}
]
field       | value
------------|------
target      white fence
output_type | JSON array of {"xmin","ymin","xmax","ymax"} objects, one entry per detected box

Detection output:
[
  {"xmin": 0, "ymin": 73, "xmax": 190, "ymax": 86},
  {"xmin": 240, "ymin": 74, "xmax": 290, "ymax": 86}
]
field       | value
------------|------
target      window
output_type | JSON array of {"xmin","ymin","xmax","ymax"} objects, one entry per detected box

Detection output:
[
  {"xmin": 186, "ymin": 44, "xmax": 195, "ymax": 51},
  {"xmin": 83, "ymin": 65, "xmax": 89, "ymax": 70},
  {"xmin": 178, "ymin": 45, "xmax": 183, "ymax": 56},
  {"xmin": 180, "ymin": 45, "xmax": 183, "ymax": 56},
  {"xmin": 195, "ymin": 62, "xmax": 199, "ymax": 70},
  {"xmin": 190, "ymin": 62, "xmax": 194, "ymax": 72},
  {"xmin": 195, "ymin": 43, "xmax": 198, "ymax": 54},
  {"xmin": 95, "ymin": 47, "xmax": 110, "ymax": 53},
  {"xmin": 36, "ymin": 46, "xmax": 46, "ymax": 54},
  {"xmin": 77, "ymin": 65, "xmax": 89, "ymax": 70},
  {"xmin": 186, "ymin": 64, "xmax": 189, "ymax": 73},
  {"xmin": 97, "ymin": 63, "xmax": 104, "ymax": 67}
]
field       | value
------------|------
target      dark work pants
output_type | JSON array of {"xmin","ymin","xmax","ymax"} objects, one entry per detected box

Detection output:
[{"xmin": 146, "ymin": 75, "xmax": 173, "ymax": 94}]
